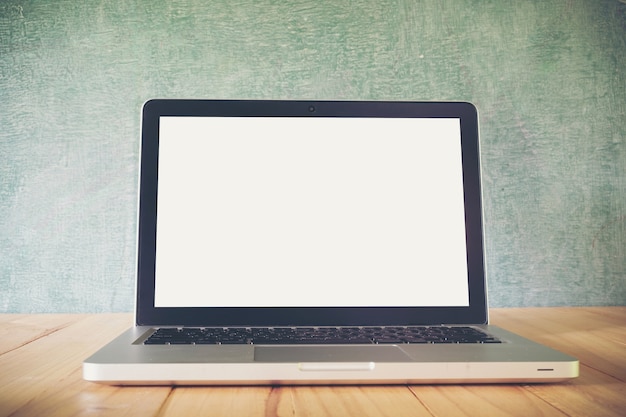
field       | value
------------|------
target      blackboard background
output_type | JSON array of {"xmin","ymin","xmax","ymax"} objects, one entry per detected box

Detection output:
[{"xmin": 1, "ymin": 0, "xmax": 624, "ymax": 312}]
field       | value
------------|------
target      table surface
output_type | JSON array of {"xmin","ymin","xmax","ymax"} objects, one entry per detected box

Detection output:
[{"xmin": 0, "ymin": 307, "xmax": 624, "ymax": 417}]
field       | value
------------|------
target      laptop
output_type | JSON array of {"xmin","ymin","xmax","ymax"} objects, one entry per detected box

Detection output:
[{"xmin": 83, "ymin": 100, "xmax": 578, "ymax": 385}]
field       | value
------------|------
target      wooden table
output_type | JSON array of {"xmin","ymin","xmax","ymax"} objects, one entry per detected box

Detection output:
[{"xmin": 0, "ymin": 307, "xmax": 624, "ymax": 416}]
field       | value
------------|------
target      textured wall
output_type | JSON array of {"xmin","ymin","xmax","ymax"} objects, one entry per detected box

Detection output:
[{"xmin": 1, "ymin": 1, "xmax": 624, "ymax": 312}]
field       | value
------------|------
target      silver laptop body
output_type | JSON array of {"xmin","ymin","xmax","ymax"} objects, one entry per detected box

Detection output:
[{"xmin": 83, "ymin": 100, "xmax": 578, "ymax": 385}]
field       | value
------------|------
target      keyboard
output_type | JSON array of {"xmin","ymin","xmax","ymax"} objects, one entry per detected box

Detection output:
[{"xmin": 143, "ymin": 326, "xmax": 501, "ymax": 345}]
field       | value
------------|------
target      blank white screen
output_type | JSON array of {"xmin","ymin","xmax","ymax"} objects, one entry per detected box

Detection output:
[{"xmin": 154, "ymin": 117, "xmax": 469, "ymax": 307}]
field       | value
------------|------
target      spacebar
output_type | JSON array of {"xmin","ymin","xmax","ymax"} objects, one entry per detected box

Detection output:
[{"xmin": 252, "ymin": 338, "xmax": 374, "ymax": 344}]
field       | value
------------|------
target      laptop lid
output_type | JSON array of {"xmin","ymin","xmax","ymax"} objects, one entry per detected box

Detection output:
[{"xmin": 135, "ymin": 100, "xmax": 487, "ymax": 327}]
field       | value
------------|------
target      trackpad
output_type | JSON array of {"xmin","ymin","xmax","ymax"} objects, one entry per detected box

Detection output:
[{"xmin": 254, "ymin": 345, "xmax": 411, "ymax": 362}]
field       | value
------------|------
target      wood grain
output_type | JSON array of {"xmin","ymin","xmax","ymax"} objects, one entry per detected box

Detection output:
[
  {"xmin": 0, "ymin": 308, "xmax": 625, "ymax": 417},
  {"xmin": 409, "ymin": 384, "xmax": 567, "ymax": 417},
  {"xmin": 491, "ymin": 307, "xmax": 626, "ymax": 380},
  {"xmin": 0, "ymin": 314, "xmax": 170, "ymax": 417}
]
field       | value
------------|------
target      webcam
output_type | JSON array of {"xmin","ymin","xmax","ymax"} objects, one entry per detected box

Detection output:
[{"xmin": 308, "ymin": 105, "xmax": 316, "ymax": 113}]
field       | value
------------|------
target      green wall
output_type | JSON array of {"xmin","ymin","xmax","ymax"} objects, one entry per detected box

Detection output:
[{"xmin": 1, "ymin": 0, "xmax": 624, "ymax": 312}]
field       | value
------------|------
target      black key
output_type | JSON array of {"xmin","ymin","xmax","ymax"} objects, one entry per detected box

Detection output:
[{"xmin": 375, "ymin": 337, "xmax": 405, "ymax": 344}]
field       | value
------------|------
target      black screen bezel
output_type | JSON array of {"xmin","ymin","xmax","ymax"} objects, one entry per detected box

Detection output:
[{"xmin": 136, "ymin": 100, "xmax": 487, "ymax": 326}]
